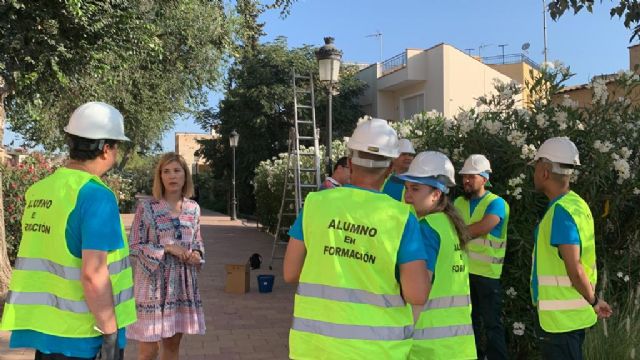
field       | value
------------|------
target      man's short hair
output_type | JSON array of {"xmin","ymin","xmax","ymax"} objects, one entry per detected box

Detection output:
[
  {"xmin": 333, "ymin": 156, "xmax": 348, "ymax": 172},
  {"xmin": 67, "ymin": 134, "xmax": 118, "ymax": 161}
]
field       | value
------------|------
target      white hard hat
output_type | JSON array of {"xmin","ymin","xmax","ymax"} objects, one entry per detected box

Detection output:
[
  {"xmin": 534, "ymin": 137, "xmax": 580, "ymax": 166},
  {"xmin": 459, "ymin": 154, "xmax": 492, "ymax": 175},
  {"xmin": 398, "ymin": 139, "xmax": 416, "ymax": 155},
  {"xmin": 64, "ymin": 102, "xmax": 130, "ymax": 141},
  {"xmin": 396, "ymin": 151, "xmax": 455, "ymax": 193},
  {"xmin": 347, "ymin": 118, "xmax": 399, "ymax": 167}
]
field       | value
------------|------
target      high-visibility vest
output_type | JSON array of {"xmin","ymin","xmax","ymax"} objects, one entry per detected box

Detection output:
[
  {"xmin": 410, "ymin": 213, "xmax": 476, "ymax": 360},
  {"xmin": 532, "ymin": 191, "xmax": 597, "ymax": 333},
  {"xmin": 0, "ymin": 167, "xmax": 136, "ymax": 337},
  {"xmin": 454, "ymin": 193, "xmax": 509, "ymax": 279},
  {"xmin": 382, "ymin": 174, "xmax": 406, "ymax": 203},
  {"xmin": 290, "ymin": 186, "xmax": 415, "ymax": 360}
]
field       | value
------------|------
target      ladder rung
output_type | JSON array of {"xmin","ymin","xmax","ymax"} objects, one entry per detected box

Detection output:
[
  {"xmin": 298, "ymin": 136, "xmax": 315, "ymax": 140},
  {"xmin": 297, "ymin": 120, "xmax": 313, "ymax": 124},
  {"xmin": 296, "ymin": 90, "xmax": 311, "ymax": 94},
  {"xmin": 300, "ymin": 184, "xmax": 317, "ymax": 188},
  {"xmin": 297, "ymin": 105, "xmax": 312, "ymax": 109}
]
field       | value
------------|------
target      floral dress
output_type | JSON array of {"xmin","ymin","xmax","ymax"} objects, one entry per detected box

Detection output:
[{"xmin": 126, "ymin": 198, "xmax": 206, "ymax": 341}]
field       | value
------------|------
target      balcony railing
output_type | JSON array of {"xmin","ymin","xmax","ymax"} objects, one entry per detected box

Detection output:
[
  {"xmin": 481, "ymin": 54, "xmax": 540, "ymax": 70},
  {"xmin": 380, "ymin": 52, "xmax": 408, "ymax": 76}
]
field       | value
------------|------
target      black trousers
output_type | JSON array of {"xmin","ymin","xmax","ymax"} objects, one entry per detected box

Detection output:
[
  {"xmin": 535, "ymin": 322, "xmax": 586, "ymax": 360},
  {"xmin": 470, "ymin": 273, "xmax": 509, "ymax": 360},
  {"xmin": 34, "ymin": 349, "xmax": 124, "ymax": 360}
]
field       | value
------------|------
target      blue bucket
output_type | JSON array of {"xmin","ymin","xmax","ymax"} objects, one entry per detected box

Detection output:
[{"xmin": 257, "ymin": 274, "xmax": 275, "ymax": 293}]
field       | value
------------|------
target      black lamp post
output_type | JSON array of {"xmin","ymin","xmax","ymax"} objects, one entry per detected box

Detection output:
[
  {"xmin": 229, "ymin": 130, "xmax": 239, "ymax": 220},
  {"xmin": 315, "ymin": 37, "xmax": 342, "ymax": 175}
]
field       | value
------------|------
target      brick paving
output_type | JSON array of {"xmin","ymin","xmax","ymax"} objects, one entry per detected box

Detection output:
[{"xmin": 0, "ymin": 210, "xmax": 295, "ymax": 359}]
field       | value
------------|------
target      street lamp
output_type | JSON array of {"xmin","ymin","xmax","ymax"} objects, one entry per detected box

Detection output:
[
  {"xmin": 229, "ymin": 130, "xmax": 239, "ymax": 220},
  {"xmin": 315, "ymin": 36, "xmax": 342, "ymax": 175}
]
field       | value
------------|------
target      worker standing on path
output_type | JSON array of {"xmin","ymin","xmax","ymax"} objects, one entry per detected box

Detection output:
[
  {"xmin": 397, "ymin": 151, "xmax": 477, "ymax": 359},
  {"xmin": 453, "ymin": 154, "xmax": 509, "ymax": 360},
  {"xmin": 382, "ymin": 138, "xmax": 416, "ymax": 201},
  {"xmin": 0, "ymin": 102, "xmax": 136, "ymax": 360},
  {"xmin": 530, "ymin": 137, "xmax": 612, "ymax": 360},
  {"xmin": 284, "ymin": 118, "xmax": 429, "ymax": 359}
]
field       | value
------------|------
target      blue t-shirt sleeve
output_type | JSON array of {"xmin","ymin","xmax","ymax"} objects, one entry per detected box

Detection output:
[
  {"xmin": 78, "ymin": 181, "xmax": 125, "ymax": 252},
  {"xmin": 550, "ymin": 205, "xmax": 580, "ymax": 247},
  {"xmin": 288, "ymin": 209, "xmax": 304, "ymax": 241},
  {"xmin": 420, "ymin": 222, "xmax": 440, "ymax": 273},
  {"xmin": 382, "ymin": 178, "xmax": 404, "ymax": 202},
  {"xmin": 485, "ymin": 197, "xmax": 506, "ymax": 238},
  {"xmin": 397, "ymin": 213, "xmax": 429, "ymax": 266}
]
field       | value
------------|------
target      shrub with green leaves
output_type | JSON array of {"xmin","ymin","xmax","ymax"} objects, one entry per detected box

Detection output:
[{"xmin": 393, "ymin": 67, "xmax": 640, "ymax": 357}]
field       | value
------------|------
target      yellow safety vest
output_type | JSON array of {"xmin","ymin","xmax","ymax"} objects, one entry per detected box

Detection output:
[
  {"xmin": 0, "ymin": 168, "xmax": 136, "ymax": 337},
  {"xmin": 533, "ymin": 191, "xmax": 597, "ymax": 333},
  {"xmin": 290, "ymin": 186, "xmax": 414, "ymax": 360},
  {"xmin": 454, "ymin": 193, "xmax": 509, "ymax": 279},
  {"xmin": 410, "ymin": 213, "xmax": 476, "ymax": 360}
]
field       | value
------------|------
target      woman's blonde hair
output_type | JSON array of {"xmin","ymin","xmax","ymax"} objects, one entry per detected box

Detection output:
[{"xmin": 152, "ymin": 152, "xmax": 194, "ymax": 200}]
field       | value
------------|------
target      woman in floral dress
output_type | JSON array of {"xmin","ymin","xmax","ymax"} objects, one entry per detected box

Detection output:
[{"xmin": 127, "ymin": 153, "xmax": 205, "ymax": 360}]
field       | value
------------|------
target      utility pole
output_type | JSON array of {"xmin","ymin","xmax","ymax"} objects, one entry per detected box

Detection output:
[{"xmin": 543, "ymin": 0, "xmax": 548, "ymax": 63}]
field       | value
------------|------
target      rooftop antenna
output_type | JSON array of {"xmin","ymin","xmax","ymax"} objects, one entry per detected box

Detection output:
[
  {"xmin": 498, "ymin": 44, "xmax": 508, "ymax": 64},
  {"xmin": 478, "ymin": 43, "xmax": 492, "ymax": 58},
  {"xmin": 542, "ymin": 0, "xmax": 548, "ymax": 63},
  {"xmin": 464, "ymin": 48, "xmax": 475, "ymax": 56},
  {"xmin": 366, "ymin": 31, "xmax": 383, "ymax": 63}
]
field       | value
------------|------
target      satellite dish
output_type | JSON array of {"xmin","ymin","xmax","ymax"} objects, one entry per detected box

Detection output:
[{"xmin": 521, "ymin": 42, "xmax": 530, "ymax": 51}]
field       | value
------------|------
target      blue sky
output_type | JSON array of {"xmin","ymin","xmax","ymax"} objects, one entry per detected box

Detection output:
[{"xmin": 4, "ymin": 1, "xmax": 634, "ymax": 151}]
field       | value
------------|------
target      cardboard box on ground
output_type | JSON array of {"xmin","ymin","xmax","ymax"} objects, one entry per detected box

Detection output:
[{"xmin": 224, "ymin": 262, "xmax": 250, "ymax": 294}]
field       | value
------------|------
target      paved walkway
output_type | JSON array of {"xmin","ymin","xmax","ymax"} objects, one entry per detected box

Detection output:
[{"xmin": 0, "ymin": 210, "xmax": 295, "ymax": 359}]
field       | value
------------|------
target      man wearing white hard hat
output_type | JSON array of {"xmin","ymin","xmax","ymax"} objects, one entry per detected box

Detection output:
[
  {"xmin": 0, "ymin": 102, "xmax": 136, "ymax": 360},
  {"xmin": 453, "ymin": 154, "xmax": 510, "ymax": 360},
  {"xmin": 395, "ymin": 151, "xmax": 477, "ymax": 359},
  {"xmin": 382, "ymin": 138, "xmax": 416, "ymax": 201},
  {"xmin": 284, "ymin": 118, "xmax": 429, "ymax": 359},
  {"xmin": 530, "ymin": 137, "xmax": 612, "ymax": 359}
]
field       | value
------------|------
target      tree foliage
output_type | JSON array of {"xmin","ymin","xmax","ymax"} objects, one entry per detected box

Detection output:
[
  {"xmin": 197, "ymin": 36, "xmax": 366, "ymax": 215},
  {"xmin": 548, "ymin": 0, "xmax": 640, "ymax": 41}
]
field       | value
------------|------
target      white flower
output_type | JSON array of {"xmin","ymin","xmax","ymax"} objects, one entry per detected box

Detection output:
[
  {"xmin": 617, "ymin": 271, "xmax": 623, "ymax": 278},
  {"xmin": 520, "ymin": 144, "xmax": 537, "ymax": 160},
  {"xmin": 624, "ymin": 275, "xmax": 630, "ymax": 282},
  {"xmin": 517, "ymin": 108, "xmax": 531, "ymax": 120},
  {"xmin": 620, "ymin": 147, "xmax": 632, "ymax": 160},
  {"xmin": 592, "ymin": 77, "xmax": 608, "ymax": 105},
  {"xmin": 482, "ymin": 119, "xmax": 502, "ymax": 135},
  {"xmin": 415, "ymin": 130, "xmax": 423, "ymax": 136},
  {"xmin": 535, "ymin": 113, "xmax": 548, "ymax": 128},
  {"xmin": 593, "ymin": 140, "xmax": 613, "ymax": 153},
  {"xmin": 512, "ymin": 322, "xmax": 525, "ymax": 336},
  {"xmin": 553, "ymin": 111, "xmax": 568, "ymax": 130},
  {"xmin": 561, "ymin": 95, "xmax": 579, "ymax": 109},
  {"xmin": 612, "ymin": 157, "xmax": 630, "ymax": 184},
  {"xmin": 506, "ymin": 287, "xmax": 518, "ymax": 298},
  {"xmin": 634, "ymin": 188, "xmax": 640, "ymax": 195},
  {"xmin": 576, "ymin": 121, "xmax": 585, "ymax": 130},
  {"xmin": 507, "ymin": 130, "xmax": 527, "ymax": 147}
]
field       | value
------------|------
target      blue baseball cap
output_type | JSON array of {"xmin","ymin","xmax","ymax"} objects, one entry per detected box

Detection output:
[{"xmin": 394, "ymin": 174, "xmax": 449, "ymax": 194}]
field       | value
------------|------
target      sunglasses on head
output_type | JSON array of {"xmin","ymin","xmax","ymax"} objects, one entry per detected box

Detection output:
[{"xmin": 171, "ymin": 218, "xmax": 182, "ymax": 240}]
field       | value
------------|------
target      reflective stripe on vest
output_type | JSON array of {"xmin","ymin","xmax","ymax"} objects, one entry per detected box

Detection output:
[
  {"xmin": 468, "ymin": 252, "xmax": 504, "ymax": 264},
  {"xmin": 454, "ymin": 194, "xmax": 509, "ymax": 279},
  {"xmin": 6, "ymin": 287, "xmax": 134, "ymax": 313},
  {"xmin": 411, "ymin": 213, "xmax": 476, "ymax": 359},
  {"xmin": 533, "ymin": 191, "xmax": 597, "ymax": 333},
  {"xmin": 424, "ymin": 295, "xmax": 471, "ymax": 311},
  {"xmin": 15, "ymin": 257, "xmax": 131, "ymax": 280},
  {"xmin": 469, "ymin": 237, "xmax": 506, "ymax": 249},
  {"xmin": 292, "ymin": 317, "xmax": 413, "ymax": 341},
  {"xmin": 413, "ymin": 324, "xmax": 474, "ymax": 340},
  {"xmin": 297, "ymin": 283, "xmax": 406, "ymax": 308}
]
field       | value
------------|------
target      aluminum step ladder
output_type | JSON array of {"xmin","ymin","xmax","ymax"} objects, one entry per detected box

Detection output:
[{"xmin": 268, "ymin": 70, "xmax": 321, "ymax": 270}]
